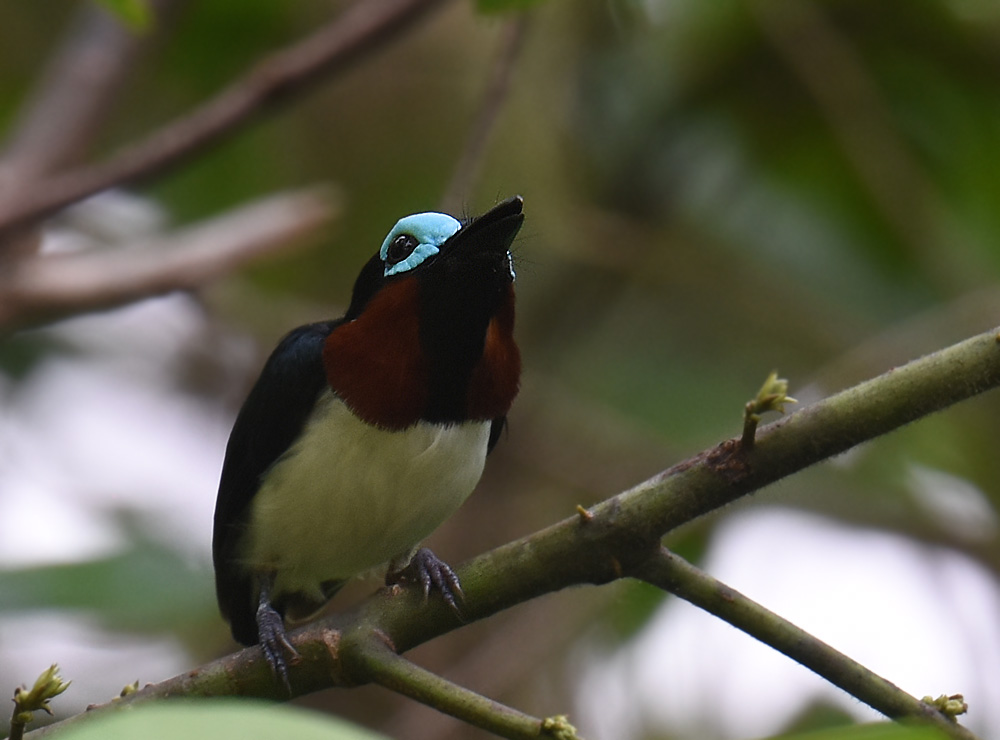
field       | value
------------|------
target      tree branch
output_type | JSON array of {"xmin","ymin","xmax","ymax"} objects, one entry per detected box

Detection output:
[
  {"xmin": 0, "ymin": 187, "xmax": 338, "ymax": 330},
  {"xmin": 0, "ymin": 0, "xmax": 449, "ymax": 240},
  {"xmin": 0, "ymin": 0, "xmax": 183, "ymax": 262},
  {"xmin": 26, "ymin": 326, "xmax": 1000, "ymax": 738},
  {"xmin": 634, "ymin": 547, "xmax": 978, "ymax": 740},
  {"xmin": 368, "ymin": 327, "xmax": 1000, "ymax": 661}
]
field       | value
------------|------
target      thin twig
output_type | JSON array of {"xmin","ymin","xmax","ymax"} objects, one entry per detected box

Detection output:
[
  {"xmin": 0, "ymin": 0, "xmax": 449, "ymax": 240},
  {"xmin": 0, "ymin": 0, "xmax": 179, "ymax": 180},
  {"xmin": 0, "ymin": 187, "xmax": 338, "ymax": 329},
  {"xmin": 438, "ymin": 15, "xmax": 530, "ymax": 215},
  {"xmin": 634, "ymin": 547, "xmax": 979, "ymax": 740},
  {"xmin": 351, "ymin": 635, "xmax": 574, "ymax": 740},
  {"xmin": 382, "ymin": 593, "xmax": 606, "ymax": 740},
  {"xmin": 0, "ymin": 1, "xmax": 180, "ymax": 262}
]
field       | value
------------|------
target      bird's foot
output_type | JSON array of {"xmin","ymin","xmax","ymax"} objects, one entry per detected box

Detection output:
[
  {"xmin": 386, "ymin": 547, "xmax": 464, "ymax": 616},
  {"xmin": 256, "ymin": 597, "xmax": 299, "ymax": 692}
]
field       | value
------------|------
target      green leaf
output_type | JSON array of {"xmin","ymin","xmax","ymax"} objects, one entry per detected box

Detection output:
[
  {"xmin": 55, "ymin": 700, "xmax": 389, "ymax": 740},
  {"xmin": 95, "ymin": 0, "xmax": 152, "ymax": 31},
  {"xmin": 0, "ymin": 542, "xmax": 213, "ymax": 632}
]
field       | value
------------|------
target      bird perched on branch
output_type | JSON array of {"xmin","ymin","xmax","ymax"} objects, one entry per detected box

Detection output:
[{"xmin": 213, "ymin": 196, "xmax": 524, "ymax": 685}]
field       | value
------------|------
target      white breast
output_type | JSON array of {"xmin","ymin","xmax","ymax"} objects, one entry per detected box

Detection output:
[{"xmin": 244, "ymin": 392, "xmax": 490, "ymax": 603}]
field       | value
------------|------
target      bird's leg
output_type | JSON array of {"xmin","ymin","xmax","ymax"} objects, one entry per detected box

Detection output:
[
  {"xmin": 386, "ymin": 547, "xmax": 464, "ymax": 616},
  {"xmin": 255, "ymin": 573, "xmax": 299, "ymax": 691}
]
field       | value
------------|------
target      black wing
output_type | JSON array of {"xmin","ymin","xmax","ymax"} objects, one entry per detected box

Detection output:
[
  {"xmin": 212, "ymin": 320, "xmax": 339, "ymax": 645},
  {"xmin": 487, "ymin": 417, "xmax": 507, "ymax": 454}
]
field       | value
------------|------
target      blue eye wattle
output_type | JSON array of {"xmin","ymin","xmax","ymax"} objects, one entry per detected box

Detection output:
[{"xmin": 379, "ymin": 212, "xmax": 461, "ymax": 277}]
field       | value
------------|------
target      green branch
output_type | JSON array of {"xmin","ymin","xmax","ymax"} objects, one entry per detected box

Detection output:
[
  {"xmin": 26, "ymin": 326, "xmax": 1000, "ymax": 738},
  {"xmin": 634, "ymin": 548, "xmax": 977, "ymax": 740}
]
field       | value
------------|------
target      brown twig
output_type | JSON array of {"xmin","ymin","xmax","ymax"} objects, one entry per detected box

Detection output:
[
  {"xmin": 0, "ymin": 0, "xmax": 179, "ymax": 180},
  {"xmin": 0, "ymin": 0, "xmax": 182, "ymax": 261},
  {"xmin": 0, "ymin": 0, "xmax": 449, "ymax": 240},
  {"xmin": 0, "ymin": 187, "xmax": 338, "ymax": 329},
  {"xmin": 438, "ymin": 14, "xmax": 530, "ymax": 215}
]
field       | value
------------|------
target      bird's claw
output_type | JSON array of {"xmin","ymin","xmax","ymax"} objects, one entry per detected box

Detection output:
[
  {"xmin": 387, "ymin": 547, "xmax": 464, "ymax": 616},
  {"xmin": 257, "ymin": 597, "xmax": 299, "ymax": 692}
]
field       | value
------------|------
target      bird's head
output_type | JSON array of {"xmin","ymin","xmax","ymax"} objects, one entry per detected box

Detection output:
[{"xmin": 323, "ymin": 196, "xmax": 524, "ymax": 430}]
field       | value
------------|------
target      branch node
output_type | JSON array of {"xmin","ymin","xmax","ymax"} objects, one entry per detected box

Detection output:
[
  {"xmin": 705, "ymin": 438, "xmax": 751, "ymax": 482},
  {"xmin": 321, "ymin": 627, "xmax": 342, "ymax": 661},
  {"xmin": 575, "ymin": 504, "xmax": 594, "ymax": 523}
]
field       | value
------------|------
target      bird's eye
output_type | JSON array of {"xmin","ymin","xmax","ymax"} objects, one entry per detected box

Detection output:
[{"xmin": 385, "ymin": 234, "xmax": 419, "ymax": 266}]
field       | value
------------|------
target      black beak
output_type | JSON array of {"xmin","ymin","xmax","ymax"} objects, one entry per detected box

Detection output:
[{"xmin": 457, "ymin": 196, "xmax": 524, "ymax": 257}]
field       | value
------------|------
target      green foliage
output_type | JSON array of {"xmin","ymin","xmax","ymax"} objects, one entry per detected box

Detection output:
[
  {"xmin": 54, "ymin": 700, "xmax": 388, "ymax": 740},
  {"xmin": 95, "ymin": 0, "xmax": 151, "ymax": 31},
  {"xmin": 0, "ymin": 541, "xmax": 213, "ymax": 632}
]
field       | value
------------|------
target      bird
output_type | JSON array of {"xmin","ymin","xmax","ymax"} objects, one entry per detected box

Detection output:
[{"xmin": 212, "ymin": 196, "xmax": 524, "ymax": 686}]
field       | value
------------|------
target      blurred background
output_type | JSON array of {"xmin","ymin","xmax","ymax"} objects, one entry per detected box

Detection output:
[{"xmin": 2, "ymin": 1, "xmax": 1000, "ymax": 738}]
